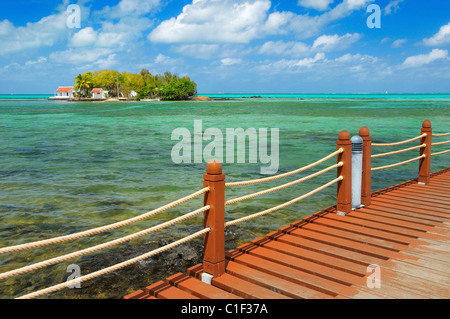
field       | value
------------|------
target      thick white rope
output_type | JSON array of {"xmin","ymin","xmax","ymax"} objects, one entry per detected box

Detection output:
[
  {"xmin": 225, "ymin": 162, "xmax": 343, "ymax": 206},
  {"xmin": 225, "ymin": 148, "xmax": 343, "ymax": 187},
  {"xmin": 225, "ymin": 176, "xmax": 343, "ymax": 227},
  {"xmin": 16, "ymin": 228, "xmax": 211, "ymax": 299},
  {"xmin": 372, "ymin": 133, "xmax": 426, "ymax": 147},
  {"xmin": 371, "ymin": 144, "xmax": 426, "ymax": 158},
  {"xmin": 0, "ymin": 187, "xmax": 209, "ymax": 255},
  {"xmin": 431, "ymin": 140, "xmax": 450, "ymax": 146},
  {"xmin": 0, "ymin": 206, "xmax": 210, "ymax": 281},
  {"xmin": 371, "ymin": 155, "xmax": 426, "ymax": 171},
  {"xmin": 432, "ymin": 132, "xmax": 450, "ymax": 137},
  {"xmin": 431, "ymin": 149, "xmax": 450, "ymax": 157}
]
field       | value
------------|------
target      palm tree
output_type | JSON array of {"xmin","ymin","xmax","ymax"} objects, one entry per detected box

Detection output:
[{"xmin": 74, "ymin": 72, "xmax": 93, "ymax": 97}]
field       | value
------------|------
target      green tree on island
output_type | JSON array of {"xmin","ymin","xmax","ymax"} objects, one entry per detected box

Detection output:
[
  {"xmin": 74, "ymin": 72, "xmax": 94, "ymax": 97},
  {"xmin": 160, "ymin": 76, "xmax": 197, "ymax": 100},
  {"xmin": 74, "ymin": 69, "xmax": 197, "ymax": 100}
]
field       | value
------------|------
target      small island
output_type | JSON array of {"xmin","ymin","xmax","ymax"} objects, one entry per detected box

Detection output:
[{"xmin": 50, "ymin": 69, "xmax": 198, "ymax": 102}]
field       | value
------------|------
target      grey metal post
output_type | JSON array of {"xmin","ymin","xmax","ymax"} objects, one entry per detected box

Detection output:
[{"xmin": 351, "ymin": 135, "xmax": 363, "ymax": 209}]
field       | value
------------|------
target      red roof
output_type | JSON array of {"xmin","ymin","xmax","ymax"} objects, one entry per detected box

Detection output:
[
  {"xmin": 56, "ymin": 87, "xmax": 74, "ymax": 92},
  {"xmin": 91, "ymin": 88, "xmax": 102, "ymax": 93}
]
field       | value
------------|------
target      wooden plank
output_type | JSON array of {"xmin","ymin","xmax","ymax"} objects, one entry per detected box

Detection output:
[
  {"xmin": 300, "ymin": 222, "xmax": 408, "ymax": 251},
  {"xmin": 233, "ymin": 242, "xmax": 428, "ymax": 299},
  {"xmin": 378, "ymin": 193, "xmax": 448, "ymax": 210},
  {"xmin": 309, "ymin": 214, "xmax": 427, "ymax": 245},
  {"xmin": 284, "ymin": 227, "xmax": 401, "ymax": 260},
  {"xmin": 361, "ymin": 207, "xmax": 444, "ymax": 227},
  {"xmin": 393, "ymin": 188, "xmax": 450, "ymax": 200},
  {"xmin": 371, "ymin": 197, "xmax": 450, "ymax": 219},
  {"xmin": 388, "ymin": 190, "xmax": 450, "ymax": 206},
  {"xmin": 146, "ymin": 281, "xmax": 199, "ymax": 299},
  {"xmin": 252, "ymin": 238, "xmax": 450, "ymax": 298},
  {"xmin": 228, "ymin": 249, "xmax": 348, "ymax": 297},
  {"xmin": 211, "ymin": 273, "xmax": 291, "ymax": 299},
  {"xmin": 251, "ymin": 237, "xmax": 368, "ymax": 276},
  {"xmin": 347, "ymin": 211, "xmax": 450, "ymax": 241},
  {"xmin": 166, "ymin": 272, "xmax": 241, "ymax": 299},
  {"xmin": 225, "ymin": 260, "xmax": 338, "ymax": 299},
  {"xmin": 267, "ymin": 231, "xmax": 388, "ymax": 266},
  {"xmin": 324, "ymin": 212, "xmax": 441, "ymax": 240},
  {"xmin": 123, "ymin": 290, "xmax": 148, "ymax": 299},
  {"xmin": 268, "ymin": 230, "xmax": 450, "ymax": 289},
  {"xmin": 358, "ymin": 205, "xmax": 444, "ymax": 227},
  {"xmin": 123, "ymin": 168, "xmax": 450, "ymax": 300},
  {"xmin": 302, "ymin": 218, "xmax": 450, "ymax": 263},
  {"xmin": 237, "ymin": 243, "xmax": 365, "ymax": 286}
]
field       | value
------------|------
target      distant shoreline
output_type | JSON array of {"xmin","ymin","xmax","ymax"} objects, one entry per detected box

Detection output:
[{"xmin": 1, "ymin": 93, "xmax": 450, "ymax": 101}]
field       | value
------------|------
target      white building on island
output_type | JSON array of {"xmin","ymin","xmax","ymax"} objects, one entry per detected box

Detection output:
[
  {"xmin": 49, "ymin": 86, "xmax": 77, "ymax": 99},
  {"xmin": 91, "ymin": 88, "xmax": 108, "ymax": 99}
]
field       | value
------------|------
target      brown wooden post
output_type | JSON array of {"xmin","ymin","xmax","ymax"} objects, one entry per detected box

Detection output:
[
  {"xmin": 336, "ymin": 130, "xmax": 352, "ymax": 215},
  {"xmin": 418, "ymin": 120, "xmax": 432, "ymax": 185},
  {"xmin": 202, "ymin": 159, "xmax": 226, "ymax": 278},
  {"xmin": 359, "ymin": 126, "xmax": 372, "ymax": 207}
]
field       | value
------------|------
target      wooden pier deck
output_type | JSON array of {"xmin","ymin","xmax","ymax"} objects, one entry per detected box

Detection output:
[{"xmin": 125, "ymin": 168, "xmax": 450, "ymax": 299}]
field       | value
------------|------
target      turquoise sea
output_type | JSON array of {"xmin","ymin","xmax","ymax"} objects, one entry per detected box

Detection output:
[{"xmin": 0, "ymin": 93, "xmax": 449, "ymax": 298}]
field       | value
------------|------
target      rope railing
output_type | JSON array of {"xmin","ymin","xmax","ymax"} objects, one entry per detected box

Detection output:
[
  {"xmin": 0, "ymin": 187, "xmax": 209, "ymax": 255},
  {"xmin": 431, "ymin": 149, "xmax": 450, "ymax": 157},
  {"xmin": 16, "ymin": 228, "xmax": 211, "ymax": 299},
  {"xmin": 371, "ymin": 154, "xmax": 426, "ymax": 172},
  {"xmin": 225, "ymin": 162, "xmax": 343, "ymax": 206},
  {"xmin": 225, "ymin": 176, "xmax": 343, "ymax": 227},
  {"xmin": 225, "ymin": 148, "xmax": 343, "ymax": 187},
  {"xmin": 1, "ymin": 143, "xmax": 347, "ymax": 298},
  {"xmin": 372, "ymin": 133, "xmax": 426, "ymax": 147},
  {"xmin": 5, "ymin": 120, "xmax": 446, "ymax": 300},
  {"xmin": 431, "ymin": 140, "xmax": 450, "ymax": 146},
  {"xmin": 0, "ymin": 205, "xmax": 210, "ymax": 281},
  {"xmin": 371, "ymin": 144, "xmax": 426, "ymax": 158},
  {"xmin": 429, "ymin": 132, "xmax": 450, "ymax": 157},
  {"xmin": 432, "ymin": 132, "xmax": 450, "ymax": 137}
]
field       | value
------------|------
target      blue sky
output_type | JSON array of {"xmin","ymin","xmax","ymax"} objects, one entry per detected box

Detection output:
[{"xmin": 0, "ymin": 0, "xmax": 449, "ymax": 94}]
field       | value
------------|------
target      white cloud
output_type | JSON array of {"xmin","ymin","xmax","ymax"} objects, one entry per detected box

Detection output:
[
  {"xmin": 96, "ymin": 0, "xmax": 162, "ymax": 19},
  {"xmin": 149, "ymin": 0, "xmax": 272, "ymax": 43},
  {"xmin": 259, "ymin": 52, "xmax": 326, "ymax": 73},
  {"xmin": 69, "ymin": 27, "xmax": 98, "ymax": 47},
  {"xmin": 296, "ymin": 52, "xmax": 326, "ymax": 67},
  {"xmin": 422, "ymin": 22, "xmax": 450, "ymax": 46},
  {"xmin": 49, "ymin": 48, "xmax": 114, "ymax": 65},
  {"xmin": 402, "ymin": 49, "xmax": 448, "ymax": 68},
  {"xmin": 259, "ymin": 33, "xmax": 360, "ymax": 58},
  {"xmin": 1, "ymin": 56, "xmax": 48, "ymax": 72},
  {"xmin": 312, "ymin": 33, "xmax": 361, "ymax": 51},
  {"xmin": 384, "ymin": 0, "xmax": 404, "ymax": 16},
  {"xmin": 334, "ymin": 53, "xmax": 378, "ymax": 65},
  {"xmin": 174, "ymin": 44, "xmax": 220, "ymax": 59},
  {"xmin": 149, "ymin": 0, "xmax": 372, "ymax": 44},
  {"xmin": 298, "ymin": 0, "xmax": 334, "ymax": 11},
  {"xmin": 259, "ymin": 40, "xmax": 310, "ymax": 57},
  {"xmin": 25, "ymin": 56, "xmax": 48, "ymax": 66},
  {"xmin": 155, "ymin": 53, "xmax": 176, "ymax": 65},
  {"xmin": 288, "ymin": 0, "xmax": 373, "ymax": 39},
  {"xmin": 391, "ymin": 38, "xmax": 407, "ymax": 48},
  {"xmin": 221, "ymin": 58, "xmax": 243, "ymax": 66},
  {"xmin": 95, "ymin": 54, "xmax": 117, "ymax": 69},
  {"xmin": 0, "ymin": 10, "xmax": 70, "ymax": 56}
]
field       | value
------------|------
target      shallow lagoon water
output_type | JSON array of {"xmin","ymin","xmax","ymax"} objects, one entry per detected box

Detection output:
[{"xmin": 0, "ymin": 95, "xmax": 449, "ymax": 298}]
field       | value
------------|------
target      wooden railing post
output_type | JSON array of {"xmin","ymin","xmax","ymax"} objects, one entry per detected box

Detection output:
[
  {"xmin": 202, "ymin": 159, "xmax": 226, "ymax": 279},
  {"xmin": 336, "ymin": 130, "xmax": 352, "ymax": 215},
  {"xmin": 418, "ymin": 120, "xmax": 432, "ymax": 185},
  {"xmin": 359, "ymin": 126, "xmax": 371, "ymax": 207}
]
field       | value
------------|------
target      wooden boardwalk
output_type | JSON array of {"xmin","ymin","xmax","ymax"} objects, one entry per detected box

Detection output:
[{"xmin": 124, "ymin": 168, "xmax": 450, "ymax": 299}]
